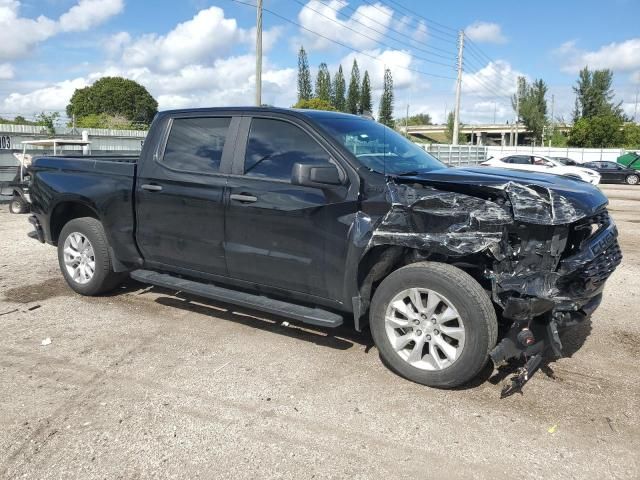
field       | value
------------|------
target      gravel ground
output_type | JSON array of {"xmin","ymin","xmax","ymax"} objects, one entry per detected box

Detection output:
[{"xmin": 0, "ymin": 185, "xmax": 639, "ymax": 480}]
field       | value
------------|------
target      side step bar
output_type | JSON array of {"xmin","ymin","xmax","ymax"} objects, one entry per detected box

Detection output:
[{"xmin": 130, "ymin": 269, "xmax": 344, "ymax": 329}]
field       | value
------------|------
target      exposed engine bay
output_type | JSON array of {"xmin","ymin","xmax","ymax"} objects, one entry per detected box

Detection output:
[{"xmin": 363, "ymin": 178, "xmax": 622, "ymax": 396}]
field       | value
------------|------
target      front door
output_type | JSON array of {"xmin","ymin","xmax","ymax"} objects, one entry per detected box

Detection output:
[
  {"xmin": 136, "ymin": 115, "xmax": 238, "ymax": 276},
  {"xmin": 224, "ymin": 116, "xmax": 355, "ymax": 300}
]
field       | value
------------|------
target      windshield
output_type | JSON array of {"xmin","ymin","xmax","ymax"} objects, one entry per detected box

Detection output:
[{"xmin": 314, "ymin": 117, "xmax": 446, "ymax": 175}]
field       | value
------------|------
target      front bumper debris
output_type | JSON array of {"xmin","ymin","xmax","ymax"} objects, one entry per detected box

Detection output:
[{"xmin": 28, "ymin": 215, "xmax": 45, "ymax": 243}]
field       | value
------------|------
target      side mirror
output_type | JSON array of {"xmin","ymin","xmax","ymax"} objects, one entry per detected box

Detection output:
[{"xmin": 292, "ymin": 162, "xmax": 343, "ymax": 187}]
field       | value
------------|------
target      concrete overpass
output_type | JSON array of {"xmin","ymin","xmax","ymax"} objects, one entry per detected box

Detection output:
[{"xmin": 402, "ymin": 123, "xmax": 570, "ymax": 146}]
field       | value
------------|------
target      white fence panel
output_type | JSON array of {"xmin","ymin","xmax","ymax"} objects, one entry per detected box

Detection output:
[
  {"xmin": 418, "ymin": 143, "xmax": 629, "ymax": 165},
  {"xmin": 419, "ymin": 144, "xmax": 487, "ymax": 166}
]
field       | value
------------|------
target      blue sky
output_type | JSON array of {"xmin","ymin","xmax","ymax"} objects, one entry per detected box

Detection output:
[{"xmin": 1, "ymin": 0, "xmax": 639, "ymax": 124}]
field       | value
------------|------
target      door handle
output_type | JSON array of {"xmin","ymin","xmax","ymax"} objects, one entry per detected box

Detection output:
[
  {"xmin": 230, "ymin": 193, "xmax": 258, "ymax": 203},
  {"xmin": 141, "ymin": 184, "xmax": 163, "ymax": 192}
]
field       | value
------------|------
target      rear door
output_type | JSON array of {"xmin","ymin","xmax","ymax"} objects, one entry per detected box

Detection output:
[
  {"xmin": 224, "ymin": 115, "xmax": 355, "ymax": 300},
  {"xmin": 136, "ymin": 114, "xmax": 239, "ymax": 276}
]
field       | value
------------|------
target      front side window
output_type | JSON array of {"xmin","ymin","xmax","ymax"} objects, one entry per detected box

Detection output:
[
  {"xmin": 244, "ymin": 118, "xmax": 331, "ymax": 181},
  {"xmin": 511, "ymin": 156, "xmax": 530, "ymax": 165},
  {"xmin": 163, "ymin": 117, "xmax": 231, "ymax": 172}
]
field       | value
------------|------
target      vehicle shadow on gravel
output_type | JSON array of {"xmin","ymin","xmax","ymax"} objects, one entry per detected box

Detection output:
[{"xmin": 118, "ymin": 279, "xmax": 376, "ymax": 352}]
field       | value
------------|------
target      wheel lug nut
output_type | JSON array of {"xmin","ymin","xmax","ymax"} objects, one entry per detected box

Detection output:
[
  {"xmin": 416, "ymin": 330, "xmax": 422, "ymax": 336},
  {"xmin": 421, "ymin": 314, "xmax": 427, "ymax": 320},
  {"xmin": 431, "ymin": 318, "xmax": 437, "ymax": 324},
  {"xmin": 426, "ymin": 335, "xmax": 431, "ymax": 341},
  {"xmin": 434, "ymin": 330, "xmax": 440, "ymax": 335},
  {"xmin": 413, "ymin": 319, "xmax": 420, "ymax": 325}
]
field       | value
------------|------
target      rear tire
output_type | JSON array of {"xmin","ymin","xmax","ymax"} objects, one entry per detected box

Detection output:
[
  {"xmin": 57, "ymin": 217, "xmax": 125, "ymax": 296},
  {"xmin": 9, "ymin": 195, "xmax": 28, "ymax": 214},
  {"xmin": 626, "ymin": 174, "xmax": 639, "ymax": 185},
  {"xmin": 369, "ymin": 262, "xmax": 497, "ymax": 388}
]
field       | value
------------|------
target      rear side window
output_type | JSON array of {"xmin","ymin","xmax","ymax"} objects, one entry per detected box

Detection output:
[
  {"xmin": 509, "ymin": 156, "xmax": 530, "ymax": 165},
  {"xmin": 163, "ymin": 117, "xmax": 231, "ymax": 172},
  {"xmin": 244, "ymin": 118, "xmax": 331, "ymax": 181}
]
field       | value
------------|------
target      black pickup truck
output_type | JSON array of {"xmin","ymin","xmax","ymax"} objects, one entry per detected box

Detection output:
[{"xmin": 26, "ymin": 108, "xmax": 622, "ymax": 393}]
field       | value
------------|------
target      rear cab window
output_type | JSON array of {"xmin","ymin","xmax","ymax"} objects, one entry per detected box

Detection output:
[
  {"xmin": 244, "ymin": 118, "xmax": 332, "ymax": 181},
  {"xmin": 163, "ymin": 117, "xmax": 231, "ymax": 173}
]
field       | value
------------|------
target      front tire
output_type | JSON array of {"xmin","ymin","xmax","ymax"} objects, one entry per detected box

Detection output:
[
  {"xmin": 57, "ymin": 217, "xmax": 125, "ymax": 296},
  {"xmin": 626, "ymin": 174, "xmax": 639, "ymax": 185},
  {"xmin": 370, "ymin": 262, "xmax": 497, "ymax": 388},
  {"xmin": 9, "ymin": 195, "xmax": 28, "ymax": 214}
]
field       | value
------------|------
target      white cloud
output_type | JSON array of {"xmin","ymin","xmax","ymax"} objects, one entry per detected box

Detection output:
[
  {"xmin": 465, "ymin": 22, "xmax": 507, "ymax": 44},
  {"xmin": 556, "ymin": 38, "xmax": 640, "ymax": 73},
  {"xmin": 461, "ymin": 100, "xmax": 511, "ymax": 124},
  {"xmin": 337, "ymin": 49, "xmax": 416, "ymax": 91},
  {"xmin": 462, "ymin": 60, "xmax": 524, "ymax": 97},
  {"xmin": 1, "ymin": 77, "xmax": 89, "ymax": 112},
  {"xmin": 297, "ymin": 1, "xmax": 393, "ymax": 51},
  {"xmin": 0, "ymin": 62, "xmax": 14, "ymax": 79},
  {"xmin": 104, "ymin": 31, "xmax": 131, "ymax": 57},
  {"xmin": 116, "ymin": 6, "xmax": 281, "ymax": 73},
  {"xmin": 58, "ymin": 0, "xmax": 124, "ymax": 32},
  {"xmin": 0, "ymin": 0, "xmax": 122, "ymax": 62},
  {"xmin": 0, "ymin": 0, "xmax": 57, "ymax": 61}
]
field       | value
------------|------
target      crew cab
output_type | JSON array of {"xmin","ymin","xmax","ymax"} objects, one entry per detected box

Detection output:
[{"xmin": 26, "ymin": 108, "xmax": 622, "ymax": 392}]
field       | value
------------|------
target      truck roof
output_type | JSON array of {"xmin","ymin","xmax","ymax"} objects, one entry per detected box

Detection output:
[{"xmin": 158, "ymin": 107, "xmax": 367, "ymax": 121}]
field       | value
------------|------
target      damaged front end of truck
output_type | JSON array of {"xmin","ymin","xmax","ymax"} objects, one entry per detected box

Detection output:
[{"xmin": 362, "ymin": 173, "xmax": 622, "ymax": 396}]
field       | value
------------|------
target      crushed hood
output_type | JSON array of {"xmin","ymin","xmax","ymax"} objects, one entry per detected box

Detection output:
[{"xmin": 395, "ymin": 167, "xmax": 608, "ymax": 223}]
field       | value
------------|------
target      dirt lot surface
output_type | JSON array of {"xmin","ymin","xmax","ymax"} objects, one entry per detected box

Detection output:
[{"xmin": 1, "ymin": 185, "xmax": 639, "ymax": 479}]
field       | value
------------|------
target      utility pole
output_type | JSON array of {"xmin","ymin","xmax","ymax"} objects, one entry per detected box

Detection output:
[
  {"xmin": 405, "ymin": 104, "xmax": 409, "ymax": 137},
  {"xmin": 550, "ymin": 94, "xmax": 555, "ymax": 147},
  {"xmin": 255, "ymin": 0, "xmax": 263, "ymax": 107},
  {"xmin": 452, "ymin": 30, "xmax": 464, "ymax": 146},
  {"xmin": 514, "ymin": 84, "xmax": 520, "ymax": 147}
]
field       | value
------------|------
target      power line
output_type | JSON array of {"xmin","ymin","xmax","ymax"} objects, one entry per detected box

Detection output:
[
  {"xmin": 358, "ymin": 0, "xmax": 459, "ymax": 48},
  {"xmin": 228, "ymin": 0, "xmax": 457, "ymax": 81},
  {"xmin": 374, "ymin": 0, "xmax": 458, "ymax": 37},
  {"xmin": 291, "ymin": 0, "xmax": 456, "ymax": 69},
  {"xmin": 314, "ymin": 0, "xmax": 457, "ymax": 60}
]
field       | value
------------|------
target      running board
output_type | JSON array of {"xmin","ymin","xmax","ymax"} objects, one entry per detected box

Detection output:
[{"xmin": 130, "ymin": 269, "xmax": 343, "ymax": 328}]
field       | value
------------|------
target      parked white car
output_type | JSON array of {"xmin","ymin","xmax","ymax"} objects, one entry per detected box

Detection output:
[{"xmin": 481, "ymin": 154, "xmax": 601, "ymax": 185}]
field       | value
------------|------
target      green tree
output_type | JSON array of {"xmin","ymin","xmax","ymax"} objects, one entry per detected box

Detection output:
[
  {"xmin": 67, "ymin": 77, "xmax": 157, "ymax": 125},
  {"xmin": 292, "ymin": 98, "xmax": 336, "ymax": 111},
  {"xmin": 297, "ymin": 46, "xmax": 312, "ymax": 102},
  {"xmin": 315, "ymin": 63, "xmax": 332, "ymax": 104},
  {"xmin": 332, "ymin": 64, "xmax": 346, "ymax": 111},
  {"xmin": 445, "ymin": 111, "xmax": 464, "ymax": 143},
  {"xmin": 378, "ymin": 68, "xmax": 394, "ymax": 127},
  {"xmin": 572, "ymin": 67, "xmax": 623, "ymax": 121},
  {"xmin": 346, "ymin": 59, "xmax": 361, "ymax": 114},
  {"xmin": 568, "ymin": 115, "xmax": 624, "ymax": 148},
  {"xmin": 35, "ymin": 112, "xmax": 60, "ymax": 137},
  {"xmin": 549, "ymin": 129, "xmax": 569, "ymax": 147},
  {"xmin": 512, "ymin": 77, "xmax": 548, "ymax": 143},
  {"xmin": 72, "ymin": 113, "xmax": 143, "ymax": 130},
  {"xmin": 360, "ymin": 70, "xmax": 372, "ymax": 114},
  {"xmin": 405, "ymin": 113, "xmax": 433, "ymax": 126},
  {"xmin": 623, "ymin": 123, "xmax": 640, "ymax": 148}
]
